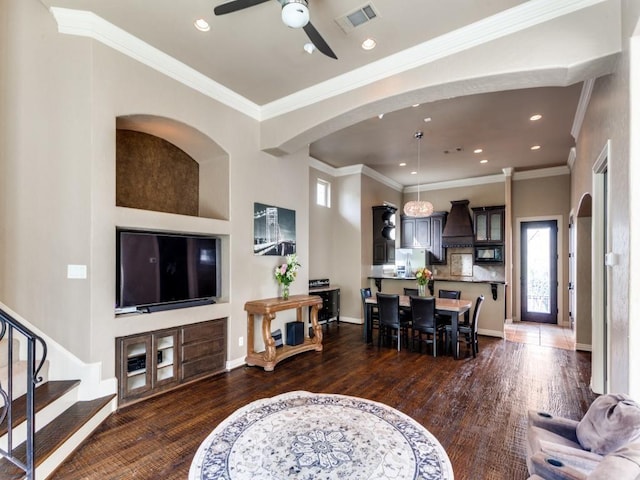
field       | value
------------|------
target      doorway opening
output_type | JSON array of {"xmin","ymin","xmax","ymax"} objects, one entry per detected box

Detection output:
[{"xmin": 520, "ymin": 220, "xmax": 558, "ymax": 324}]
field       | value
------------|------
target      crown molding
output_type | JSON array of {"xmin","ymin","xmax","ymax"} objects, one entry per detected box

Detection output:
[
  {"xmin": 310, "ymin": 157, "xmax": 569, "ymax": 191},
  {"xmin": 49, "ymin": 7, "xmax": 262, "ymax": 120},
  {"xmin": 567, "ymin": 147, "xmax": 577, "ymax": 170},
  {"xmin": 49, "ymin": 1, "xmax": 606, "ymax": 122},
  {"xmin": 308, "ymin": 159, "xmax": 403, "ymax": 192},
  {"xmin": 513, "ymin": 165, "xmax": 570, "ymax": 180},
  {"xmin": 404, "ymin": 173, "xmax": 505, "ymax": 193},
  {"xmin": 571, "ymin": 78, "xmax": 595, "ymax": 140}
]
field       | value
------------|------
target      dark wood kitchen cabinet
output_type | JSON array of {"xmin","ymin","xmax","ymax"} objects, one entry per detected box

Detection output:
[
  {"xmin": 472, "ymin": 206, "xmax": 505, "ymax": 244},
  {"xmin": 372, "ymin": 205, "xmax": 396, "ymax": 265},
  {"xmin": 400, "ymin": 212, "xmax": 448, "ymax": 265},
  {"xmin": 428, "ymin": 211, "xmax": 447, "ymax": 265},
  {"xmin": 400, "ymin": 216, "xmax": 432, "ymax": 248}
]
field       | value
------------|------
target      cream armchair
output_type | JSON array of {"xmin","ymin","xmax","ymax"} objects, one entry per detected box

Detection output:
[{"xmin": 526, "ymin": 394, "xmax": 640, "ymax": 480}]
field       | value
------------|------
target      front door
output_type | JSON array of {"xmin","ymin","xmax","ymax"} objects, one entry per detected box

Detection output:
[{"xmin": 521, "ymin": 220, "xmax": 558, "ymax": 323}]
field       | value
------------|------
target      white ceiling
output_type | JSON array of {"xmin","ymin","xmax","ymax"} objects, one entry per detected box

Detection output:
[{"xmin": 40, "ymin": 0, "xmax": 619, "ymax": 187}]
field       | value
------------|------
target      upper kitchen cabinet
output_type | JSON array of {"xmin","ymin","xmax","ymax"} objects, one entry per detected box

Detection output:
[
  {"xmin": 372, "ymin": 206, "xmax": 397, "ymax": 265},
  {"xmin": 400, "ymin": 216, "xmax": 432, "ymax": 249},
  {"xmin": 472, "ymin": 206, "xmax": 505, "ymax": 244},
  {"xmin": 400, "ymin": 212, "xmax": 448, "ymax": 265},
  {"xmin": 428, "ymin": 212, "xmax": 447, "ymax": 265}
]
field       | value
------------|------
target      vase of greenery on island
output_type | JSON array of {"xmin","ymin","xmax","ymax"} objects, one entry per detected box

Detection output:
[
  {"xmin": 415, "ymin": 266, "xmax": 433, "ymax": 297},
  {"xmin": 275, "ymin": 254, "xmax": 301, "ymax": 300}
]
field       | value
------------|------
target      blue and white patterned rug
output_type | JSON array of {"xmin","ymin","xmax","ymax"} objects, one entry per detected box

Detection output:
[{"xmin": 189, "ymin": 390, "xmax": 453, "ymax": 480}]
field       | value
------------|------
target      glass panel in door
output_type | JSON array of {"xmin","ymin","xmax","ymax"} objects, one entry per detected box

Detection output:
[{"xmin": 521, "ymin": 220, "xmax": 558, "ymax": 323}]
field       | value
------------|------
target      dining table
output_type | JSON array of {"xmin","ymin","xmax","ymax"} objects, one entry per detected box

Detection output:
[{"xmin": 364, "ymin": 295, "xmax": 473, "ymax": 359}]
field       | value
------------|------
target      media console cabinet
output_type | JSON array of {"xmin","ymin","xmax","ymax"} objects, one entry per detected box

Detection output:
[
  {"xmin": 244, "ymin": 295, "xmax": 323, "ymax": 371},
  {"xmin": 116, "ymin": 318, "xmax": 226, "ymax": 405}
]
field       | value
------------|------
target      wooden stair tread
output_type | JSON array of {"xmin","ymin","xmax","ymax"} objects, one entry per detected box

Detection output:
[
  {"xmin": 0, "ymin": 394, "xmax": 115, "ymax": 478},
  {"xmin": 0, "ymin": 380, "xmax": 80, "ymax": 437}
]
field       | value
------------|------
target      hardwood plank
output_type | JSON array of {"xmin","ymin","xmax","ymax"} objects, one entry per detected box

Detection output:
[{"xmin": 51, "ymin": 323, "xmax": 596, "ymax": 480}]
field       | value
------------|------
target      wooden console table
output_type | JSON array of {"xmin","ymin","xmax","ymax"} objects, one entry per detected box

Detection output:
[{"xmin": 244, "ymin": 294, "xmax": 323, "ymax": 371}]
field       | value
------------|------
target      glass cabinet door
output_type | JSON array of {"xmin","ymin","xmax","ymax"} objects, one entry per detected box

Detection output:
[
  {"xmin": 475, "ymin": 213, "xmax": 487, "ymax": 242},
  {"xmin": 489, "ymin": 212, "xmax": 503, "ymax": 242},
  {"xmin": 153, "ymin": 330, "xmax": 178, "ymax": 386}
]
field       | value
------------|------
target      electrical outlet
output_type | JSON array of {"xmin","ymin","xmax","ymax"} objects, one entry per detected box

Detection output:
[{"xmin": 238, "ymin": 336, "xmax": 244, "ymax": 347}]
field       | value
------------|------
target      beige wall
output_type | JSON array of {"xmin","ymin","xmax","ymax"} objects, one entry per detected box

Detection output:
[
  {"xmin": 309, "ymin": 167, "xmax": 335, "ymax": 281},
  {"xmin": 1, "ymin": 0, "xmax": 310, "ymax": 378},
  {"xmin": 569, "ymin": 1, "xmax": 640, "ymax": 393},
  {"xmin": 512, "ymin": 174, "xmax": 571, "ymax": 326}
]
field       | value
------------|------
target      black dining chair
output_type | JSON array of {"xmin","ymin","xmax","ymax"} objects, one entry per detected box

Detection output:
[
  {"xmin": 401, "ymin": 287, "xmax": 419, "ymax": 323},
  {"xmin": 435, "ymin": 289, "xmax": 462, "ymax": 328},
  {"xmin": 409, "ymin": 296, "xmax": 439, "ymax": 356},
  {"xmin": 376, "ymin": 293, "xmax": 410, "ymax": 351},
  {"xmin": 445, "ymin": 294, "xmax": 484, "ymax": 358},
  {"xmin": 438, "ymin": 289, "xmax": 461, "ymax": 300},
  {"xmin": 360, "ymin": 287, "xmax": 379, "ymax": 331}
]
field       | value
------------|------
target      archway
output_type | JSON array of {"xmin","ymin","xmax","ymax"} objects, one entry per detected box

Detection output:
[{"xmin": 574, "ymin": 193, "xmax": 592, "ymax": 353}]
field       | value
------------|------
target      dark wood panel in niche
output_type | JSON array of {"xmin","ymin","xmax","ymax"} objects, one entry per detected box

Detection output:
[{"xmin": 116, "ymin": 130, "xmax": 199, "ymax": 216}]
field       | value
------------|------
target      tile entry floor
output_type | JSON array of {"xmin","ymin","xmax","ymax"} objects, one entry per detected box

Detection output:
[{"xmin": 504, "ymin": 321, "xmax": 575, "ymax": 350}]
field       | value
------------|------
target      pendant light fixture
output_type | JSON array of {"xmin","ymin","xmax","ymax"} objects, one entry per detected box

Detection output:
[{"xmin": 403, "ymin": 131, "xmax": 434, "ymax": 217}]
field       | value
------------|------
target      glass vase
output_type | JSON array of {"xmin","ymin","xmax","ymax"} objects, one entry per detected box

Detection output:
[
  {"xmin": 281, "ymin": 283, "xmax": 290, "ymax": 300},
  {"xmin": 418, "ymin": 283, "xmax": 426, "ymax": 297}
]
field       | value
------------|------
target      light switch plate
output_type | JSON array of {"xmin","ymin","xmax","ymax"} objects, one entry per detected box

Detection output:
[{"xmin": 67, "ymin": 264, "xmax": 87, "ymax": 279}]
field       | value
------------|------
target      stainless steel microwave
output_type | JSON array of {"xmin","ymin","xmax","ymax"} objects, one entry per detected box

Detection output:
[{"xmin": 474, "ymin": 245, "xmax": 503, "ymax": 263}]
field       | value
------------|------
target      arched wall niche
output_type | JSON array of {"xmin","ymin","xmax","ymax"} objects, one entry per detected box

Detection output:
[
  {"xmin": 575, "ymin": 192, "xmax": 593, "ymax": 350},
  {"xmin": 116, "ymin": 115, "xmax": 229, "ymax": 220}
]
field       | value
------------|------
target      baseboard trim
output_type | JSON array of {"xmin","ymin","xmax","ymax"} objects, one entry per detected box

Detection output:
[
  {"xmin": 478, "ymin": 328, "xmax": 504, "ymax": 339},
  {"xmin": 336, "ymin": 316, "xmax": 362, "ymax": 325},
  {"xmin": 575, "ymin": 343, "xmax": 592, "ymax": 352}
]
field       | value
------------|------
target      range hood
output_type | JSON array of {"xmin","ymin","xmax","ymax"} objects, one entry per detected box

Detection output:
[{"xmin": 441, "ymin": 200, "xmax": 475, "ymax": 248}]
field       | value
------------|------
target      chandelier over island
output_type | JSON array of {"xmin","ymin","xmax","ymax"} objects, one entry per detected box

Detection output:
[{"xmin": 403, "ymin": 131, "xmax": 434, "ymax": 217}]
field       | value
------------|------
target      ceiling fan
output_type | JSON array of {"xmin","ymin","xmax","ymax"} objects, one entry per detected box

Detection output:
[{"xmin": 214, "ymin": 0, "xmax": 338, "ymax": 59}]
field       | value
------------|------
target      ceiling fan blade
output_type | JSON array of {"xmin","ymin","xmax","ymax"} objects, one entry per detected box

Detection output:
[
  {"xmin": 214, "ymin": 0, "xmax": 271, "ymax": 16},
  {"xmin": 303, "ymin": 21, "xmax": 337, "ymax": 59}
]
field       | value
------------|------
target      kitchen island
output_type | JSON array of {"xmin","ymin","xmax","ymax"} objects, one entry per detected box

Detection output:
[{"xmin": 367, "ymin": 276, "xmax": 506, "ymax": 338}]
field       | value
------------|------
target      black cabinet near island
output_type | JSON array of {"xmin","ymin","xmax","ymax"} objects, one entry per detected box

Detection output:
[{"xmin": 400, "ymin": 212, "xmax": 447, "ymax": 265}]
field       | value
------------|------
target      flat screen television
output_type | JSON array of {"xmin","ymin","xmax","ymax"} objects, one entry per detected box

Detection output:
[{"xmin": 116, "ymin": 229, "xmax": 220, "ymax": 312}]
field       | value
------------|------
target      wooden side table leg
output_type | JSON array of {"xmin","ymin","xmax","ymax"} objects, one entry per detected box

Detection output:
[
  {"xmin": 310, "ymin": 305, "xmax": 323, "ymax": 349},
  {"xmin": 245, "ymin": 312, "xmax": 256, "ymax": 365},
  {"xmin": 262, "ymin": 312, "xmax": 277, "ymax": 363}
]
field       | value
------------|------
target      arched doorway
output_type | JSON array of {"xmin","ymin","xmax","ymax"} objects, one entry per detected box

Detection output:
[{"xmin": 574, "ymin": 193, "xmax": 592, "ymax": 354}]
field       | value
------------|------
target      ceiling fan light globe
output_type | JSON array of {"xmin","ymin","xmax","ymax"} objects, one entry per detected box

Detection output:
[{"xmin": 282, "ymin": 1, "xmax": 309, "ymax": 28}]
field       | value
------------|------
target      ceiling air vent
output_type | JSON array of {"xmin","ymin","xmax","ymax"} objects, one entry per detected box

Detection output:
[{"xmin": 335, "ymin": 3, "xmax": 379, "ymax": 34}]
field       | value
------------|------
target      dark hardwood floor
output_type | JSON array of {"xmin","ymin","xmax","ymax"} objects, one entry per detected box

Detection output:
[{"xmin": 52, "ymin": 323, "xmax": 596, "ymax": 479}]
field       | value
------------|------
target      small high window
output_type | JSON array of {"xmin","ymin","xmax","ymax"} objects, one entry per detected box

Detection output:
[{"xmin": 316, "ymin": 178, "xmax": 331, "ymax": 208}]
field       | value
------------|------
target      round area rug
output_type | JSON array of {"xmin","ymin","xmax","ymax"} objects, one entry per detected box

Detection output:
[{"xmin": 189, "ymin": 390, "xmax": 453, "ymax": 480}]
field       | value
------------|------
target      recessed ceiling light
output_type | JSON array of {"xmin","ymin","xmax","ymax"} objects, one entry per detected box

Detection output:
[
  {"xmin": 399, "ymin": 162, "xmax": 407, "ymax": 167},
  {"xmin": 194, "ymin": 18, "xmax": 210, "ymax": 32},
  {"xmin": 474, "ymin": 148, "xmax": 483, "ymax": 154},
  {"xmin": 480, "ymin": 159, "xmax": 488, "ymax": 164},
  {"xmin": 378, "ymin": 113, "xmax": 384, "ymax": 119},
  {"xmin": 304, "ymin": 43, "xmax": 315, "ymax": 54},
  {"xmin": 412, "ymin": 104, "xmax": 420, "ymax": 108},
  {"xmin": 362, "ymin": 38, "xmax": 376, "ymax": 50},
  {"xmin": 423, "ymin": 117, "xmax": 432, "ymax": 123},
  {"xmin": 530, "ymin": 114, "xmax": 542, "ymax": 121},
  {"xmin": 531, "ymin": 145, "xmax": 541, "ymax": 150},
  {"xmin": 410, "ymin": 171, "xmax": 417, "ymax": 175}
]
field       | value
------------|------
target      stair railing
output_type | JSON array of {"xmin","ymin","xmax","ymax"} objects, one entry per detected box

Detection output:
[{"xmin": 0, "ymin": 307, "xmax": 48, "ymax": 480}]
